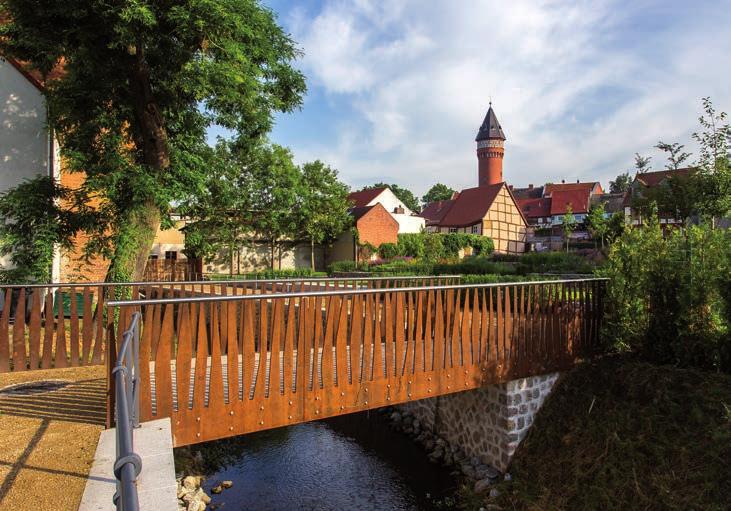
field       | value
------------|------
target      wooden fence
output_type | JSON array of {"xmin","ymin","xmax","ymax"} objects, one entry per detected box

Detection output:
[
  {"xmin": 109, "ymin": 278, "xmax": 606, "ymax": 446},
  {"xmin": 0, "ymin": 276, "xmax": 459, "ymax": 373}
]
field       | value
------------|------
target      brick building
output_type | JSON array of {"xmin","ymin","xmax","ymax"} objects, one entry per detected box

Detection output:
[
  {"xmin": 330, "ymin": 203, "xmax": 399, "ymax": 262},
  {"xmin": 421, "ymin": 104, "xmax": 528, "ymax": 254}
]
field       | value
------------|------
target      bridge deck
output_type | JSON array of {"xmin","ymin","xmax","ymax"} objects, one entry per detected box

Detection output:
[{"xmin": 112, "ymin": 280, "xmax": 605, "ymax": 446}]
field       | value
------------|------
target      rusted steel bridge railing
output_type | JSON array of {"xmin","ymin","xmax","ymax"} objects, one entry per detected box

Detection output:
[
  {"xmin": 0, "ymin": 276, "xmax": 459, "ymax": 373},
  {"xmin": 107, "ymin": 278, "xmax": 606, "ymax": 447}
]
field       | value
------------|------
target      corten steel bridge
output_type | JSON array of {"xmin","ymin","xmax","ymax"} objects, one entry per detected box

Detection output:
[{"xmin": 104, "ymin": 277, "xmax": 606, "ymax": 447}]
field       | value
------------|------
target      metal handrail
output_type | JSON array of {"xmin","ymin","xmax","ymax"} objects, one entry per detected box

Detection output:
[
  {"xmin": 107, "ymin": 277, "xmax": 608, "ymax": 307},
  {"xmin": 112, "ymin": 312, "xmax": 142, "ymax": 511},
  {"xmin": 0, "ymin": 274, "xmax": 462, "ymax": 289}
]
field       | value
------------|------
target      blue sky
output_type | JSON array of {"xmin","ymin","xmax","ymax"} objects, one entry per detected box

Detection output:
[{"xmin": 216, "ymin": 0, "xmax": 731, "ymax": 197}]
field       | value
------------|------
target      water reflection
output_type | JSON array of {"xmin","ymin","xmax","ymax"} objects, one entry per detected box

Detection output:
[{"xmin": 176, "ymin": 411, "xmax": 457, "ymax": 511}]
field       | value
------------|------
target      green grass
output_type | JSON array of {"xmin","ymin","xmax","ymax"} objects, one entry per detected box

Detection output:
[{"xmin": 461, "ymin": 355, "xmax": 731, "ymax": 510}]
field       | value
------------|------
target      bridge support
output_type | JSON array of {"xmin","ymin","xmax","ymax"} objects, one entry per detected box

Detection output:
[{"xmin": 398, "ymin": 372, "xmax": 560, "ymax": 471}]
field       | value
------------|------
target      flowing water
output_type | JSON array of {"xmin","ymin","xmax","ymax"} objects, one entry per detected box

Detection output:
[{"xmin": 176, "ymin": 411, "xmax": 458, "ymax": 511}]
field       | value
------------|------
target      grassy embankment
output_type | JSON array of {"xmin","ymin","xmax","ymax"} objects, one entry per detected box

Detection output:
[{"xmin": 458, "ymin": 355, "xmax": 731, "ymax": 510}]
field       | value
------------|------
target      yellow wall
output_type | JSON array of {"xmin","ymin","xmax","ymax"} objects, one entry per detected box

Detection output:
[{"xmin": 482, "ymin": 186, "xmax": 527, "ymax": 254}]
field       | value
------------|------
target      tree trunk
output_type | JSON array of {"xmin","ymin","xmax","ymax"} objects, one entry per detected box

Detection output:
[
  {"xmin": 270, "ymin": 240, "xmax": 276, "ymax": 270},
  {"xmin": 104, "ymin": 41, "xmax": 170, "ymax": 283},
  {"xmin": 310, "ymin": 239, "xmax": 315, "ymax": 271},
  {"xmin": 105, "ymin": 201, "xmax": 161, "ymax": 283}
]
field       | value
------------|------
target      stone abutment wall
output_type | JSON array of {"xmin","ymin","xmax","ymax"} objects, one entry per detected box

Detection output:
[{"xmin": 397, "ymin": 372, "xmax": 560, "ymax": 472}]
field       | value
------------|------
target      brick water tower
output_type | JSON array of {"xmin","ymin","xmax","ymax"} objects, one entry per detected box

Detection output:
[{"xmin": 475, "ymin": 102, "xmax": 506, "ymax": 186}]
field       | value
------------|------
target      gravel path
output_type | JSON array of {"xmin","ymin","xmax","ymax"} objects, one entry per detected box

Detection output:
[{"xmin": 0, "ymin": 365, "xmax": 106, "ymax": 510}]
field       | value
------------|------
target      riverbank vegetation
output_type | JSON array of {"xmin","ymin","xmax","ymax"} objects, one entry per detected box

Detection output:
[{"xmin": 462, "ymin": 355, "xmax": 731, "ymax": 510}]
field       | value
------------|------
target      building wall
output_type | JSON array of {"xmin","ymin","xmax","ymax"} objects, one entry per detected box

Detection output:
[
  {"xmin": 398, "ymin": 372, "xmax": 560, "ymax": 472},
  {"xmin": 203, "ymin": 241, "xmax": 326, "ymax": 274},
  {"xmin": 0, "ymin": 57, "xmax": 56, "ymax": 273},
  {"xmin": 356, "ymin": 207, "xmax": 399, "ymax": 249},
  {"xmin": 482, "ymin": 187, "xmax": 528, "ymax": 254},
  {"xmin": 392, "ymin": 213, "xmax": 425, "ymax": 234},
  {"xmin": 0, "ymin": 57, "xmax": 51, "ymax": 191},
  {"xmin": 330, "ymin": 231, "xmax": 356, "ymax": 263}
]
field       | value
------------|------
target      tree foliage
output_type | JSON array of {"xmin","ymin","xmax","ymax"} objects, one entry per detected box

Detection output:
[
  {"xmin": 421, "ymin": 183, "xmax": 455, "ymax": 208},
  {"xmin": 0, "ymin": 176, "xmax": 89, "ymax": 282},
  {"xmin": 586, "ymin": 204, "xmax": 608, "ymax": 248},
  {"xmin": 600, "ymin": 217, "xmax": 731, "ymax": 372},
  {"xmin": 0, "ymin": 0, "xmax": 306, "ymax": 281},
  {"xmin": 561, "ymin": 206, "xmax": 576, "ymax": 252},
  {"xmin": 609, "ymin": 172, "xmax": 632, "ymax": 194},
  {"xmin": 655, "ymin": 141, "xmax": 692, "ymax": 170},
  {"xmin": 299, "ymin": 161, "xmax": 352, "ymax": 270}
]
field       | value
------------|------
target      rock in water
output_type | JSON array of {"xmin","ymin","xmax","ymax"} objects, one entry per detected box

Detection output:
[
  {"xmin": 182, "ymin": 476, "xmax": 200, "ymax": 491},
  {"xmin": 211, "ymin": 484, "xmax": 223, "ymax": 494},
  {"xmin": 221, "ymin": 480, "xmax": 233, "ymax": 489}
]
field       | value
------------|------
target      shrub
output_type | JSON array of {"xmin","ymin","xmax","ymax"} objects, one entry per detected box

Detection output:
[
  {"xmin": 514, "ymin": 251, "xmax": 594, "ymax": 274},
  {"xmin": 327, "ymin": 260, "xmax": 362, "ymax": 274},
  {"xmin": 599, "ymin": 218, "xmax": 731, "ymax": 372},
  {"xmin": 397, "ymin": 233, "xmax": 425, "ymax": 258},
  {"xmin": 378, "ymin": 242, "xmax": 399, "ymax": 259},
  {"xmin": 441, "ymin": 233, "xmax": 494, "ymax": 258},
  {"xmin": 210, "ymin": 268, "xmax": 322, "ymax": 280},
  {"xmin": 423, "ymin": 234, "xmax": 444, "ymax": 262}
]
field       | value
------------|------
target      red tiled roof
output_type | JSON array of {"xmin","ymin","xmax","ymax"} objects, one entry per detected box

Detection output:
[
  {"xmin": 635, "ymin": 168, "xmax": 693, "ymax": 187},
  {"xmin": 544, "ymin": 182, "xmax": 602, "ymax": 196},
  {"xmin": 439, "ymin": 184, "xmax": 504, "ymax": 227},
  {"xmin": 347, "ymin": 187, "xmax": 387, "ymax": 208},
  {"xmin": 420, "ymin": 199, "xmax": 455, "ymax": 225},
  {"xmin": 549, "ymin": 190, "xmax": 590, "ymax": 216},
  {"xmin": 517, "ymin": 197, "xmax": 551, "ymax": 218}
]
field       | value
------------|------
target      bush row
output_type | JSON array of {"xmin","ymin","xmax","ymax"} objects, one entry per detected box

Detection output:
[{"xmin": 378, "ymin": 233, "xmax": 494, "ymax": 260}]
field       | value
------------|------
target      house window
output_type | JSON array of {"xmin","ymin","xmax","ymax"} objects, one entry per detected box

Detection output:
[
  {"xmin": 165, "ymin": 251, "xmax": 178, "ymax": 260},
  {"xmin": 148, "ymin": 254, "xmax": 159, "ymax": 260},
  {"xmin": 449, "ymin": 227, "xmax": 458, "ymax": 233},
  {"xmin": 471, "ymin": 224, "xmax": 480, "ymax": 234}
]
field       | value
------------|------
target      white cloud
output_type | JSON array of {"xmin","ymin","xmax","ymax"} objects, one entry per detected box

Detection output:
[{"xmin": 285, "ymin": 0, "xmax": 731, "ymax": 196}]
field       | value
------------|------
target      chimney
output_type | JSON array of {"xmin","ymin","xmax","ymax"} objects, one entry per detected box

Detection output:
[
  {"xmin": 561, "ymin": 179, "xmax": 565, "ymax": 184},
  {"xmin": 528, "ymin": 184, "xmax": 533, "ymax": 189},
  {"xmin": 576, "ymin": 179, "xmax": 580, "ymax": 183},
  {"xmin": 508, "ymin": 184, "xmax": 514, "ymax": 190},
  {"xmin": 394, "ymin": 206, "xmax": 405, "ymax": 214}
]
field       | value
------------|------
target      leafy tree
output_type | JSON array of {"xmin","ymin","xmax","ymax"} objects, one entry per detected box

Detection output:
[
  {"xmin": 606, "ymin": 211, "xmax": 627, "ymax": 243},
  {"xmin": 250, "ymin": 145, "xmax": 302, "ymax": 270},
  {"xmin": 634, "ymin": 153, "xmax": 652, "ymax": 173},
  {"xmin": 692, "ymin": 97, "xmax": 731, "ymax": 226},
  {"xmin": 561, "ymin": 206, "xmax": 576, "ymax": 252},
  {"xmin": 586, "ymin": 204, "xmax": 608, "ymax": 248},
  {"xmin": 0, "ymin": 176, "xmax": 89, "ymax": 283},
  {"xmin": 655, "ymin": 141, "xmax": 692, "ymax": 170},
  {"xmin": 363, "ymin": 183, "xmax": 420, "ymax": 213},
  {"xmin": 298, "ymin": 161, "xmax": 352, "ymax": 270},
  {"xmin": 421, "ymin": 183, "xmax": 455, "ymax": 208},
  {"xmin": 181, "ymin": 141, "xmax": 255, "ymax": 274},
  {"xmin": 0, "ymin": 0, "xmax": 306, "ymax": 281},
  {"xmin": 609, "ymin": 172, "xmax": 632, "ymax": 194}
]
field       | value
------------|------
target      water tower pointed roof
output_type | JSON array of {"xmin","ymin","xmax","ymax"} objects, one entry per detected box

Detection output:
[{"xmin": 475, "ymin": 103, "xmax": 506, "ymax": 141}]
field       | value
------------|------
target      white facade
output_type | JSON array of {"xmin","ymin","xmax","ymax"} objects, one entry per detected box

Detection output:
[
  {"xmin": 0, "ymin": 56, "xmax": 61, "ymax": 280},
  {"xmin": 364, "ymin": 188, "xmax": 425, "ymax": 234}
]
